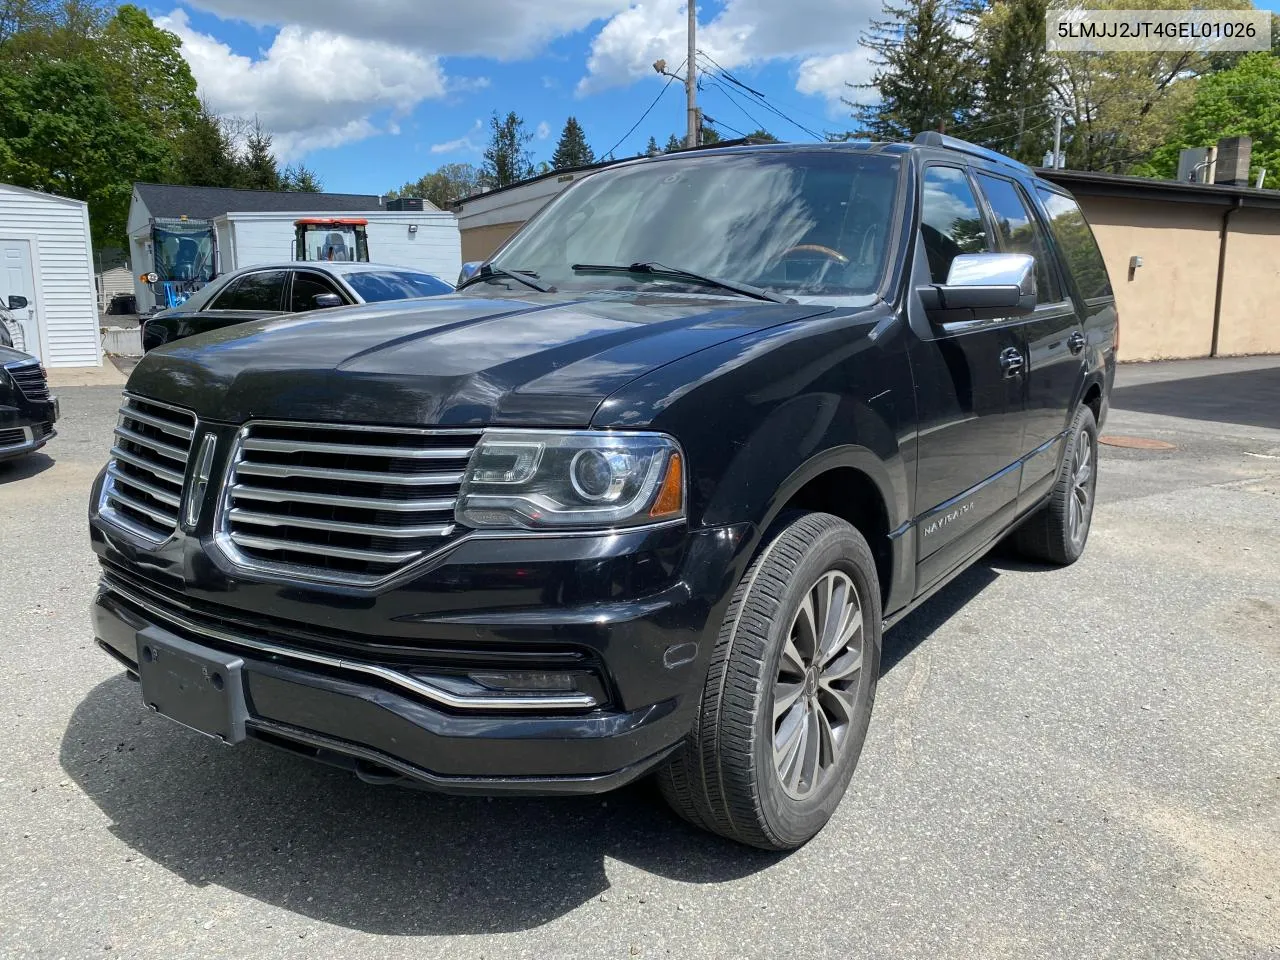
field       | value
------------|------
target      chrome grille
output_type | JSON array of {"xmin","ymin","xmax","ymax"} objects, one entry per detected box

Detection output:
[
  {"xmin": 220, "ymin": 421, "xmax": 479, "ymax": 583},
  {"xmin": 102, "ymin": 397, "xmax": 196, "ymax": 541},
  {"xmin": 6, "ymin": 362, "xmax": 49, "ymax": 401}
]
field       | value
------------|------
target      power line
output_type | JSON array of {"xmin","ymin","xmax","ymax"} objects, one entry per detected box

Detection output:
[
  {"xmin": 695, "ymin": 51, "xmax": 826, "ymax": 141},
  {"xmin": 700, "ymin": 76, "xmax": 772, "ymax": 135},
  {"xmin": 602, "ymin": 59, "xmax": 687, "ymax": 161},
  {"xmin": 701, "ymin": 112, "xmax": 748, "ymax": 139},
  {"xmin": 697, "ymin": 56, "xmax": 824, "ymax": 141}
]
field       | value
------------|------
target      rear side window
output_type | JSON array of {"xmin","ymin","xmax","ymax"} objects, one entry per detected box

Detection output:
[
  {"xmin": 975, "ymin": 174, "xmax": 1061, "ymax": 303},
  {"xmin": 343, "ymin": 271, "xmax": 453, "ymax": 303},
  {"xmin": 290, "ymin": 271, "xmax": 344, "ymax": 312},
  {"xmin": 920, "ymin": 166, "xmax": 992, "ymax": 284},
  {"xmin": 1036, "ymin": 190, "xmax": 1113, "ymax": 300},
  {"xmin": 212, "ymin": 271, "xmax": 287, "ymax": 311}
]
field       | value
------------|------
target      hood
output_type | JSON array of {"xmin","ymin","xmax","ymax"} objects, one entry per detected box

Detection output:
[
  {"xmin": 127, "ymin": 292, "xmax": 838, "ymax": 427},
  {"xmin": 0, "ymin": 344, "xmax": 37, "ymax": 367}
]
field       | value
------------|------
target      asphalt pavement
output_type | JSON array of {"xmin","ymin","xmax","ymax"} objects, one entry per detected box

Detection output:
[{"xmin": 0, "ymin": 357, "xmax": 1276, "ymax": 959}]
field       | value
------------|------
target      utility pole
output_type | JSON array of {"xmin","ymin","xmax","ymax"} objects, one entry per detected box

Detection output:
[
  {"xmin": 686, "ymin": 0, "xmax": 698, "ymax": 148},
  {"xmin": 1051, "ymin": 105, "xmax": 1066, "ymax": 169}
]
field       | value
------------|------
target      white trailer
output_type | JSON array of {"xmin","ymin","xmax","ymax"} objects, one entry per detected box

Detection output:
[{"xmin": 215, "ymin": 210, "xmax": 461, "ymax": 281}]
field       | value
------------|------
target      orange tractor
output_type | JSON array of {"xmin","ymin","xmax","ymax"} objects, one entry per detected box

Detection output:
[{"xmin": 293, "ymin": 218, "xmax": 370, "ymax": 262}]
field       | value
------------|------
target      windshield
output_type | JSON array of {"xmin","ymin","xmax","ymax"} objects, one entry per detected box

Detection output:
[
  {"xmin": 490, "ymin": 150, "xmax": 902, "ymax": 298},
  {"xmin": 343, "ymin": 271, "xmax": 453, "ymax": 302}
]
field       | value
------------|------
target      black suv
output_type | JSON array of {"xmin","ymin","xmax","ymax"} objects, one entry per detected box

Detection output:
[
  {"xmin": 1, "ymin": 344, "xmax": 58, "ymax": 462},
  {"xmin": 89, "ymin": 135, "xmax": 1116, "ymax": 850}
]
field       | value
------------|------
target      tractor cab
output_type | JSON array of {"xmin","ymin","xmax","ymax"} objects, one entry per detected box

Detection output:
[{"xmin": 294, "ymin": 218, "xmax": 370, "ymax": 262}]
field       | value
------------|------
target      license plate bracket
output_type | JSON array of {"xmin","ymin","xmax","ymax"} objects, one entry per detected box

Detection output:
[{"xmin": 136, "ymin": 627, "xmax": 248, "ymax": 743}]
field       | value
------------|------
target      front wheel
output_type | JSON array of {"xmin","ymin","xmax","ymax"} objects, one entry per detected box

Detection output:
[
  {"xmin": 657, "ymin": 512, "xmax": 882, "ymax": 850},
  {"xmin": 1011, "ymin": 404, "xmax": 1099, "ymax": 565}
]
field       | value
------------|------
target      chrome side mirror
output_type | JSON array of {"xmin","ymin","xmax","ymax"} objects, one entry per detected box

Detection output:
[
  {"xmin": 458, "ymin": 261, "xmax": 483, "ymax": 285},
  {"xmin": 7, "ymin": 295, "xmax": 28, "ymax": 310},
  {"xmin": 918, "ymin": 253, "xmax": 1036, "ymax": 323},
  {"xmin": 312, "ymin": 293, "xmax": 343, "ymax": 309}
]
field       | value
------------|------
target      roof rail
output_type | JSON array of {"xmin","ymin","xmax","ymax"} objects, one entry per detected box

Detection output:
[{"xmin": 912, "ymin": 131, "xmax": 1033, "ymax": 174}]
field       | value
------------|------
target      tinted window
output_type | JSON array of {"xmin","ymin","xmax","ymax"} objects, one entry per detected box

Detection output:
[
  {"xmin": 490, "ymin": 152, "xmax": 903, "ymax": 296},
  {"xmin": 1036, "ymin": 189, "xmax": 1113, "ymax": 300},
  {"xmin": 212, "ymin": 271, "xmax": 287, "ymax": 311},
  {"xmin": 976, "ymin": 174, "xmax": 1061, "ymax": 303},
  {"xmin": 343, "ymin": 271, "xmax": 453, "ymax": 303},
  {"xmin": 920, "ymin": 166, "xmax": 991, "ymax": 284},
  {"xmin": 291, "ymin": 271, "xmax": 345, "ymax": 312}
]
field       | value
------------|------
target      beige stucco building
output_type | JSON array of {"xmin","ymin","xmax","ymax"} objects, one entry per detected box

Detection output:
[{"xmin": 455, "ymin": 162, "xmax": 1280, "ymax": 363}]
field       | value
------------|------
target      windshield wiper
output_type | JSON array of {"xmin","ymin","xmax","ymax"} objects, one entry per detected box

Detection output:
[
  {"xmin": 457, "ymin": 263, "xmax": 552, "ymax": 293},
  {"xmin": 571, "ymin": 261, "xmax": 792, "ymax": 304}
]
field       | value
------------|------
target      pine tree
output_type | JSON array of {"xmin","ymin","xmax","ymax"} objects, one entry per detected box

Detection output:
[
  {"xmin": 969, "ymin": 0, "xmax": 1055, "ymax": 163},
  {"xmin": 551, "ymin": 116, "xmax": 595, "ymax": 169},
  {"xmin": 645, "ymin": 135, "xmax": 660, "ymax": 156},
  {"xmin": 239, "ymin": 117, "xmax": 280, "ymax": 190},
  {"xmin": 281, "ymin": 163, "xmax": 322, "ymax": 192},
  {"xmin": 663, "ymin": 133, "xmax": 683, "ymax": 153},
  {"xmin": 481, "ymin": 111, "xmax": 535, "ymax": 189},
  {"xmin": 173, "ymin": 102, "xmax": 240, "ymax": 187},
  {"xmin": 846, "ymin": 0, "xmax": 976, "ymax": 141}
]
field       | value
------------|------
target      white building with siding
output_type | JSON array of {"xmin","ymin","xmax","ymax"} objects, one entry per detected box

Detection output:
[{"xmin": 0, "ymin": 183, "xmax": 102, "ymax": 367}]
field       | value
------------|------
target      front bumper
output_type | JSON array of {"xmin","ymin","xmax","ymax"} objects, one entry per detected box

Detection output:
[
  {"xmin": 0, "ymin": 421, "xmax": 56, "ymax": 461},
  {"xmin": 90, "ymin": 521, "xmax": 752, "ymax": 794}
]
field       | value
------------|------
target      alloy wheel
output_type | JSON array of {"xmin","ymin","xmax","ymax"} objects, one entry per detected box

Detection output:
[
  {"xmin": 771, "ymin": 570, "xmax": 865, "ymax": 800},
  {"xmin": 1068, "ymin": 429, "xmax": 1095, "ymax": 547}
]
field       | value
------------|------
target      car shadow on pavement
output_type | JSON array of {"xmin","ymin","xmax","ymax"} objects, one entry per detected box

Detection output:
[
  {"xmin": 1109, "ymin": 366, "xmax": 1280, "ymax": 430},
  {"xmin": 60, "ymin": 674, "xmax": 782, "ymax": 936},
  {"xmin": 59, "ymin": 556, "xmax": 1013, "ymax": 935},
  {"xmin": 0, "ymin": 451, "xmax": 53, "ymax": 483}
]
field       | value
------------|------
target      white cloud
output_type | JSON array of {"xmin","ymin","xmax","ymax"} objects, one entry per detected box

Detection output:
[
  {"xmin": 430, "ymin": 119, "xmax": 484, "ymax": 155},
  {"xmin": 160, "ymin": 9, "xmax": 447, "ymax": 159},
  {"xmin": 184, "ymin": 0, "xmax": 632, "ymax": 59},
  {"xmin": 796, "ymin": 50, "xmax": 876, "ymax": 115},
  {"xmin": 536, "ymin": 121, "xmax": 552, "ymax": 140},
  {"xmin": 577, "ymin": 0, "xmax": 881, "ymax": 114}
]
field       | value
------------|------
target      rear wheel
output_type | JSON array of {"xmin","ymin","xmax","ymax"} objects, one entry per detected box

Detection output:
[
  {"xmin": 1011, "ymin": 404, "xmax": 1098, "ymax": 565},
  {"xmin": 658, "ymin": 512, "xmax": 881, "ymax": 850}
]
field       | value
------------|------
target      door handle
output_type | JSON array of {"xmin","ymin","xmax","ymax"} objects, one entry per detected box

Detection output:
[
  {"xmin": 999, "ymin": 347, "xmax": 1025, "ymax": 378},
  {"xmin": 1067, "ymin": 331, "xmax": 1087, "ymax": 355}
]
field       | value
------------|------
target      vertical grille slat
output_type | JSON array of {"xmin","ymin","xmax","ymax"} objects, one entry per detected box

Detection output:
[
  {"xmin": 220, "ymin": 422, "xmax": 479, "ymax": 584},
  {"xmin": 101, "ymin": 397, "xmax": 196, "ymax": 541},
  {"xmin": 5, "ymin": 362, "xmax": 50, "ymax": 402}
]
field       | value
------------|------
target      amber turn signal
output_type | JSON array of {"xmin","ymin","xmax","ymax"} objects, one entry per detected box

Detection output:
[{"xmin": 649, "ymin": 451, "xmax": 684, "ymax": 519}]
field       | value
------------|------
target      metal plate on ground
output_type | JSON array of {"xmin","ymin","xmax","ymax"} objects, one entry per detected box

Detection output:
[{"xmin": 136, "ymin": 627, "xmax": 248, "ymax": 743}]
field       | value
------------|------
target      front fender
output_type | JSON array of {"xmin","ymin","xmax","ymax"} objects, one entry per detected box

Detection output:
[{"xmin": 595, "ymin": 306, "xmax": 917, "ymax": 609}]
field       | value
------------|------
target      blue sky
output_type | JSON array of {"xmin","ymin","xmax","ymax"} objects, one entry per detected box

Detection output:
[{"xmin": 148, "ymin": 1, "xmax": 1280, "ymax": 196}]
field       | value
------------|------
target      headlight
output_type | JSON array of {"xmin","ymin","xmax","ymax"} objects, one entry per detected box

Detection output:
[{"xmin": 456, "ymin": 431, "xmax": 684, "ymax": 530}]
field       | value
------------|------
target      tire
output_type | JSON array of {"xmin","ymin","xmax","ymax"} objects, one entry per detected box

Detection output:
[
  {"xmin": 657, "ymin": 512, "xmax": 882, "ymax": 850},
  {"xmin": 1010, "ymin": 404, "xmax": 1099, "ymax": 565}
]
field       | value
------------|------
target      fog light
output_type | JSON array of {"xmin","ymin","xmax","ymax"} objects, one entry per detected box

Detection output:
[{"xmin": 469, "ymin": 670, "xmax": 580, "ymax": 693}]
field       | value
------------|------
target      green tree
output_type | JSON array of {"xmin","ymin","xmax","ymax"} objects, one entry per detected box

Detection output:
[
  {"xmin": 239, "ymin": 118, "xmax": 280, "ymax": 190},
  {"xmin": 968, "ymin": 0, "xmax": 1055, "ymax": 164},
  {"xmin": 0, "ymin": 58, "xmax": 170, "ymax": 246},
  {"xmin": 481, "ymin": 111, "xmax": 535, "ymax": 189},
  {"xmin": 1051, "ymin": 0, "xmax": 1254, "ymax": 172},
  {"xmin": 98, "ymin": 5, "xmax": 198, "ymax": 143},
  {"xmin": 1138, "ymin": 52, "xmax": 1280, "ymax": 189},
  {"xmin": 744, "ymin": 128, "xmax": 780, "ymax": 142},
  {"xmin": 645, "ymin": 135, "xmax": 660, "ymax": 156},
  {"xmin": 173, "ymin": 101, "xmax": 240, "ymax": 187},
  {"xmin": 848, "ymin": 0, "xmax": 975, "ymax": 141},
  {"xmin": 699, "ymin": 123, "xmax": 721, "ymax": 144},
  {"xmin": 663, "ymin": 133, "xmax": 683, "ymax": 152},
  {"xmin": 281, "ymin": 163, "xmax": 323, "ymax": 192},
  {"xmin": 551, "ymin": 116, "xmax": 595, "ymax": 169},
  {"xmin": 387, "ymin": 162, "xmax": 482, "ymax": 207}
]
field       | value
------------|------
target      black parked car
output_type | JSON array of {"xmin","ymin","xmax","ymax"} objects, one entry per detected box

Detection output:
[
  {"xmin": 141, "ymin": 261, "xmax": 454, "ymax": 352},
  {"xmin": 1, "ymin": 343, "xmax": 57, "ymax": 462},
  {"xmin": 89, "ymin": 134, "xmax": 1116, "ymax": 849}
]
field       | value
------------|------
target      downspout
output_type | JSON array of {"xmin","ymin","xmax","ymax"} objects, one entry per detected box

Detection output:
[{"xmin": 1210, "ymin": 196, "xmax": 1243, "ymax": 358}]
